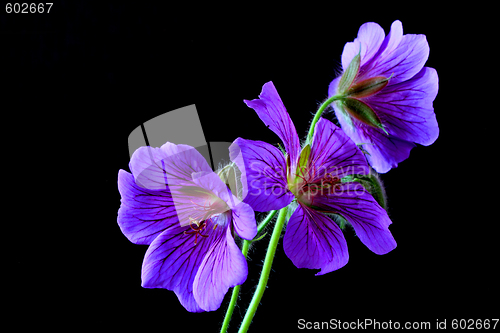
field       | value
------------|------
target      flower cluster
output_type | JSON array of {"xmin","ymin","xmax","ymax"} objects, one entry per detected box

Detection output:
[{"xmin": 116, "ymin": 20, "xmax": 438, "ymax": 331}]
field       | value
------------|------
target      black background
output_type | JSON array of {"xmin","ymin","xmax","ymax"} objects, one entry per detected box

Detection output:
[{"xmin": 5, "ymin": 2, "xmax": 496, "ymax": 332}]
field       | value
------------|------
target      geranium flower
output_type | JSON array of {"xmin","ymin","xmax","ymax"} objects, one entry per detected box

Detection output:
[
  {"xmin": 117, "ymin": 142, "xmax": 256, "ymax": 312},
  {"xmin": 230, "ymin": 81, "xmax": 396, "ymax": 275},
  {"xmin": 328, "ymin": 20, "xmax": 439, "ymax": 173}
]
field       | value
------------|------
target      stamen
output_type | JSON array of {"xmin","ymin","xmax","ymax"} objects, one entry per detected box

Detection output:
[{"xmin": 185, "ymin": 216, "xmax": 212, "ymax": 245}]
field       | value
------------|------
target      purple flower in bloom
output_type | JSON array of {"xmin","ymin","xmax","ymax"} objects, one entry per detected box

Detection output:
[
  {"xmin": 117, "ymin": 142, "xmax": 256, "ymax": 312},
  {"xmin": 230, "ymin": 82, "xmax": 396, "ymax": 275},
  {"xmin": 328, "ymin": 20, "xmax": 439, "ymax": 173}
]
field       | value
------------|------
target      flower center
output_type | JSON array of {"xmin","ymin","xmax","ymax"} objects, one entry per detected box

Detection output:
[
  {"xmin": 184, "ymin": 195, "xmax": 228, "ymax": 245},
  {"xmin": 184, "ymin": 217, "xmax": 210, "ymax": 245},
  {"xmin": 288, "ymin": 165, "xmax": 341, "ymax": 207}
]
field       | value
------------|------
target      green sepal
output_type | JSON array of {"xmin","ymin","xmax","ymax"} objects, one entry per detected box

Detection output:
[
  {"xmin": 356, "ymin": 143, "xmax": 372, "ymax": 156},
  {"xmin": 336, "ymin": 100, "xmax": 355, "ymax": 131},
  {"xmin": 285, "ymin": 200, "xmax": 298, "ymax": 222},
  {"xmin": 341, "ymin": 173, "xmax": 387, "ymax": 210},
  {"xmin": 251, "ymin": 232, "xmax": 268, "ymax": 243},
  {"xmin": 341, "ymin": 174, "xmax": 355, "ymax": 183},
  {"xmin": 321, "ymin": 213, "xmax": 349, "ymax": 230},
  {"xmin": 296, "ymin": 144, "xmax": 311, "ymax": 181},
  {"xmin": 277, "ymin": 142, "xmax": 286, "ymax": 155},
  {"xmin": 342, "ymin": 98, "xmax": 388, "ymax": 134},
  {"xmin": 347, "ymin": 75, "xmax": 390, "ymax": 98},
  {"xmin": 338, "ymin": 49, "xmax": 361, "ymax": 94},
  {"xmin": 331, "ymin": 213, "xmax": 348, "ymax": 230}
]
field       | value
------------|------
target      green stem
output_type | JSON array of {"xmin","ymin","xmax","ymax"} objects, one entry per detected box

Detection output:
[
  {"xmin": 256, "ymin": 210, "xmax": 277, "ymax": 235},
  {"xmin": 306, "ymin": 95, "xmax": 342, "ymax": 143},
  {"xmin": 220, "ymin": 239, "xmax": 251, "ymax": 333},
  {"xmin": 238, "ymin": 206, "xmax": 288, "ymax": 333},
  {"xmin": 219, "ymin": 210, "xmax": 277, "ymax": 333}
]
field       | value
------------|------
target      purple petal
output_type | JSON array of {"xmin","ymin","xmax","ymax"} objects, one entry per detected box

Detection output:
[
  {"xmin": 193, "ymin": 224, "xmax": 248, "ymax": 311},
  {"xmin": 229, "ymin": 138, "xmax": 293, "ymax": 212},
  {"xmin": 309, "ymin": 118, "xmax": 369, "ymax": 180},
  {"xmin": 367, "ymin": 67, "xmax": 439, "ymax": 146},
  {"xmin": 192, "ymin": 171, "xmax": 257, "ymax": 240},
  {"xmin": 328, "ymin": 76, "xmax": 341, "ymax": 98},
  {"xmin": 243, "ymin": 81, "xmax": 300, "ymax": 169},
  {"xmin": 191, "ymin": 171, "xmax": 231, "ymax": 205},
  {"xmin": 370, "ymin": 20, "xmax": 403, "ymax": 69},
  {"xmin": 191, "ymin": 171, "xmax": 235, "ymax": 209},
  {"xmin": 333, "ymin": 104, "xmax": 416, "ymax": 173},
  {"xmin": 342, "ymin": 22, "xmax": 385, "ymax": 71},
  {"xmin": 231, "ymin": 200, "xmax": 257, "ymax": 241},
  {"xmin": 360, "ymin": 21, "xmax": 429, "ymax": 85},
  {"xmin": 341, "ymin": 21, "xmax": 430, "ymax": 86},
  {"xmin": 129, "ymin": 142, "xmax": 212, "ymax": 190},
  {"xmin": 128, "ymin": 145, "xmax": 170, "ymax": 190},
  {"xmin": 283, "ymin": 203, "xmax": 348, "ymax": 275},
  {"xmin": 313, "ymin": 182, "xmax": 397, "ymax": 255},
  {"xmin": 155, "ymin": 176, "xmax": 225, "ymax": 230},
  {"xmin": 117, "ymin": 170, "xmax": 177, "ymax": 245},
  {"xmin": 160, "ymin": 143, "xmax": 213, "ymax": 188},
  {"xmin": 363, "ymin": 132, "xmax": 416, "ymax": 174},
  {"xmin": 141, "ymin": 217, "xmax": 223, "ymax": 312},
  {"xmin": 144, "ymin": 146, "xmax": 218, "ymax": 228}
]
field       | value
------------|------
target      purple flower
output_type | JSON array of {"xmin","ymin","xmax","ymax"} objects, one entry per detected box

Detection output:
[
  {"xmin": 328, "ymin": 20, "xmax": 439, "ymax": 173},
  {"xmin": 230, "ymin": 81, "xmax": 396, "ymax": 275},
  {"xmin": 117, "ymin": 142, "xmax": 256, "ymax": 312}
]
